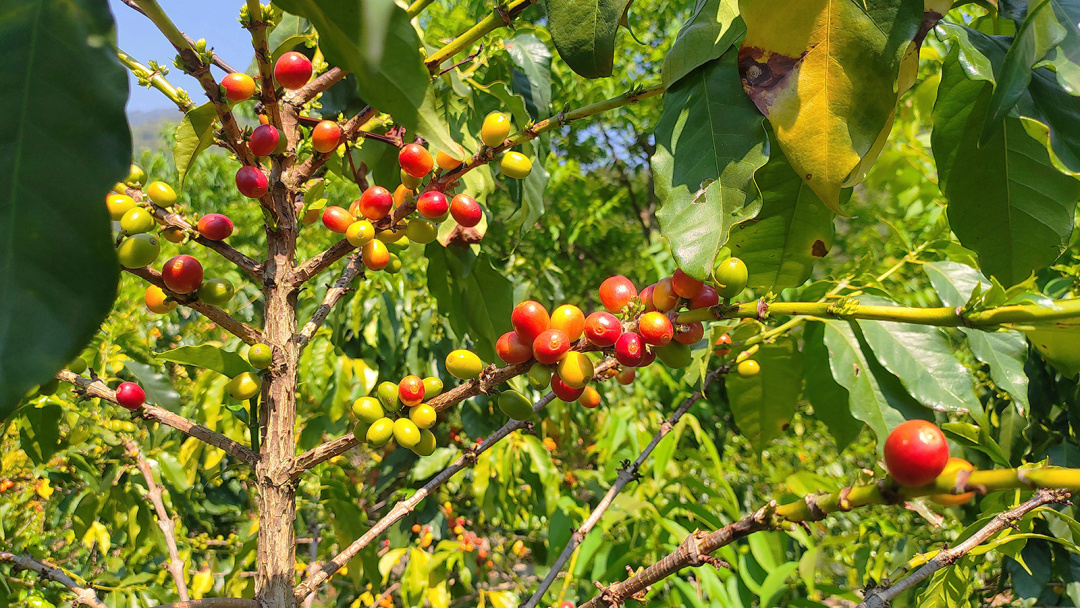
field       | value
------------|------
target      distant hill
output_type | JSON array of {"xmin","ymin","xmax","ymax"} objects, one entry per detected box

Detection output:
[{"xmin": 129, "ymin": 108, "xmax": 183, "ymax": 153}]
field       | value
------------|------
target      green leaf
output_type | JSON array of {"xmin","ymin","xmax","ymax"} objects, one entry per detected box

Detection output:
[
  {"xmin": 932, "ymin": 46, "xmax": 1079, "ymax": 285},
  {"xmin": 661, "ymin": 0, "xmax": 743, "ymax": 88},
  {"xmin": 155, "ymin": 451, "xmax": 191, "ymax": 492},
  {"xmin": 725, "ymin": 340, "xmax": 802, "ymax": 453},
  {"xmin": 506, "ymin": 33, "xmax": 553, "ymax": 119},
  {"xmin": 425, "ymin": 247, "xmax": 513, "ymax": 363},
  {"xmin": 803, "ymin": 323, "xmax": 863, "ymax": 449},
  {"xmin": 545, "ymin": 0, "xmax": 633, "ymax": 78},
  {"xmin": 1025, "ymin": 318, "xmax": 1080, "ymax": 378},
  {"xmin": 123, "ymin": 360, "xmax": 181, "ymax": 410},
  {"xmin": 941, "ymin": 421, "xmax": 1012, "ymax": 467},
  {"xmin": 173, "ymin": 103, "xmax": 217, "ymax": 189},
  {"xmin": 727, "ymin": 147, "xmax": 835, "ymax": 291},
  {"xmin": 855, "ymin": 296, "xmax": 983, "ymax": 424},
  {"xmin": 0, "ymin": 0, "xmax": 128, "ymax": 421},
  {"xmin": 918, "ymin": 561, "xmax": 973, "ymax": 608},
  {"xmin": 155, "ymin": 345, "xmax": 255, "ymax": 379},
  {"xmin": 653, "ymin": 50, "xmax": 769, "ymax": 280}
]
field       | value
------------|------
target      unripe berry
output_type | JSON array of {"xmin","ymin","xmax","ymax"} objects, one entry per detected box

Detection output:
[
  {"xmin": 550, "ymin": 304, "xmax": 585, "ymax": 342},
  {"xmin": 652, "ymin": 277, "xmax": 679, "ymax": 311},
  {"xmin": 146, "ymin": 181, "xmax": 177, "ymax": 207},
  {"xmin": 346, "ymin": 220, "xmax": 375, "ymax": 247},
  {"xmin": 481, "ymin": 112, "xmax": 511, "ymax": 147},
  {"xmin": 499, "ymin": 151, "xmax": 532, "ymax": 179},
  {"xmin": 221, "ymin": 73, "xmax": 256, "ymax": 101},
  {"xmin": 116, "ymin": 223, "xmax": 160, "ymax": 266}
]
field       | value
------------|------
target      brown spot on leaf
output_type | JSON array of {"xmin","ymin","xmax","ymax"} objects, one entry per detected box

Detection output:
[
  {"xmin": 738, "ymin": 46, "xmax": 807, "ymax": 116},
  {"xmin": 914, "ymin": 11, "xmax": 945, "ymax": 48},
  {"xmin": 811, "ymin": 240, "xmax": 829, "ymax": 258},
  {"xmin": 445, "ymin": 225, "xmax": 484, "ymax": 247},
  {"xmin": 853, "ymin": 364, "xmax": 861, "ymax": 378}
]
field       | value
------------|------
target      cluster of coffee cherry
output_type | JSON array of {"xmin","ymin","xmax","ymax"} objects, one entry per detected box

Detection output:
[{"xmin": 350, "ymin": 375, "xmax": 444, "ymax": 456}]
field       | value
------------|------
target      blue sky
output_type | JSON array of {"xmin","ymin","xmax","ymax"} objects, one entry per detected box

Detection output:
[{"xmin": 109, "ymin": 0, "xmax": 257, "ymax": 113}]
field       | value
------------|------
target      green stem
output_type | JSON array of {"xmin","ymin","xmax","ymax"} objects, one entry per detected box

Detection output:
[
  {"xmin": 245, "ymin": 0, "xmax": 282, "ymax": 130},
  {"xmin": 406, "ymin": 0, "xmax": 436, "ymax": 18},
  {"xmin": 116, "ymin": 49, "xmax": 192, "ymax": 111},
  {"xmin": 130, "ymin": 0, "xmax": 195, "ymax": 56},
  {"xmin": 424, "ymin": 0, "xmax": 538, "ymax": 70}
]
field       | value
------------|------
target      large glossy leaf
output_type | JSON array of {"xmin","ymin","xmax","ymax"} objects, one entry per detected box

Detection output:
[
  {"xmin": 425, "ymin": 246, "xmax": 513, "ymax": 363},
  {"xmin": 0, "ymin": 0, "xmax": 128, "ymax": 421},
  {"xmin": 855, "ymin": 296, "xmax": 983, "ymax": 423},
  {"xmin": 725, "ymin": 340, "xmax": 802, "ymax": 453},
  {"xmin": 155, "ymin": 345, "xmax": 254, "ymax": 379},
  {"xmin": 653, "ymin": 50, "xmax": 769, "ymax": 280},
  {"xmin": 1025, "ymin": 319, "xmax": 1080, "ymax": 378},
  {"xmin": 661, "ymin": 0, "xmax": 742, "ymax": 88},
  {"xmin": 803, "ymin": 323, "xmax": 863, "ymax": 449},
  {"xmin": 924, "ymin": 261, "xmax": 1031, "ymax": 414},
  {"xmin": 545, "ymin": 0, "xmax": 633, "ymax": 78},
  {"xmin": 123, "ymin": 360, "xmax": 181, "ymax": 410},
  {"xmin": 173, "ymin": 103, "xmax": 217, "ymax": 189},
  {"xmin": 737, "ymin": 0, "xmax": 923, "ymax": 211},
  {"xmin": 726, "ymin": 147, "xmax": 835, "ymax": 291},
  {"xmin": 932, "ymin": 46, "xmax": 1078, "ymax": 285},
  {"xmin": 506, "ymin": 33, "xmax": 553, "ymax": 119}
]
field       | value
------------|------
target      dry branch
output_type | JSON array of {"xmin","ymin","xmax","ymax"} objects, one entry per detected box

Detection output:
[
  {"xmin": 125, "ymin": 441, "xmax": 190, "ymax": 601},
  {"xmin": 0, "ymin": 551, "xmax": 108, "ymax": 608}
]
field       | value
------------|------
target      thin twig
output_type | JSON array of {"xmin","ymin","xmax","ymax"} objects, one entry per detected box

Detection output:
[
  {"xmin": 522, "ymin": 366, "xmax": 727, "ymax": 608},
  {"xmin": 118, "ymin": 0, "xmax": 240, "ymax": 73},
  {"xmin": 289, "ymin": 67, "xmax": 347, "ymax": 106},
  {"xmin": 0, "ymin": 552, "xmax": 108, "ymax": 608},
  {"xmin": 56, "ymin": 370, "xmax": 259, "ymax": 466},
  {"xmin": 126, "ymin": 441, "xmax": 190, "ymax": 601},
  {"xmin": 300, "ymin": 519, "xmax": 321, "ymax": 608},
  {"xmin": 295, "ymin": 253, "xmax": 365, "ymax": 351}
]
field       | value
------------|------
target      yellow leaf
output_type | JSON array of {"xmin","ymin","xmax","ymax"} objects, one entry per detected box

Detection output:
[
  {"xmin": 191, "ymin": 569, "xmax": 213, "ymax": 599},
  {"xmin": 82, "ymin": 521, "xmax": 111, "ymax": 553},
  {"xmin": 35, "ymin": 478, "xmax": 53, "ymax": 499}
]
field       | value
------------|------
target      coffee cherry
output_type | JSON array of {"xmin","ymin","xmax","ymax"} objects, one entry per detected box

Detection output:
[
  {"xmin": 672, "ymin": 269, "xmax": 704, "ymax": 299},
  {"xmin": 423, "ymin": 377, "xmax": 443, "ymax": 399},
  {"xmin": 362, "ymin": 239, "xmax": 389, "ymax": 271},
  {"xmin": 145, "ymin": 285, "xmax": 177, "ymax": 314},
  {"xmin": 736, "ymin": 359, "xmax": 760, "ymax": 377},
  {"xmin": 578, "ymin": 386, "xmax": 601, "ymax": 409},
  {"xmin": 584, "ymin": 311, "xmax": 622, "ymax": 347},
  {"xmin": 496, "ymin": 331, "xmax": 533, "ymax": 364},
  {"xmin": 616, "ymin": 368, "xmax": 635, "ymax": 385},
  {"xmin": 393, "ymin": 184, "xmax": 415, "ymax": 208},
  {"xmin": 450, "ymin": 194, "xmax": 483, "ymax": 227},
  {"xmin": 249, "ymin": 125, "xmax": 281, "ymax": 157},
  {"xmin": 117, "ymin": 234, "xmax": 161, "ymax": 268},
  {"xmin": 481, "ymin": 112, "xmax": 511, "ymax": 147},
  {"xmin": 929, "ymin": 458, "xmax": 976, "ymax": 506},
  {"xmin": 499, "ymin": 152, "xmax": 532, "ymax": 179},
  {"xmin": 551, "ymin": 304, "xmax": 585, "ymax": 342},
  {"xmin": 126, "ymin": 164, "xmax": 146, "ymax": 187},
  {"xmin": 106, "ymin": 193, "xmax": 136, "ymax": 220},
  {"xmin": 274, "ymin": 51, "xmax": 312, "ymax": 89},
  {"xmin": 512, "ymin": 300, "xmax": 550, "ymax": 343},
  {"xmin": 436, "ymin": 145, "xmax": 466, "ymax": 170},
  {"xmin": 399, "ymin": 170, "xmax": 423, "ymax": 190},
  {"xmin": 498, "ymin": 390, "xmax": 533, "ymax": 419},
  {"xmin": 366, "ymin": 418, "xmax": 395, "ymax": 447},
  {"xmin": 714, "ymin": 257, "xmax": 748, "ymax": 299},
  {"xmin": 394, "ymin": 419, "xmax": 422, "ymax": 448},
  {"xmin": 377, "ymin": 224, "xmax": 408, "ymax": 244},
  {"xmin": 226, "ymin": 372, "xmax": 261, "ymax": 401},
  {"xmin": 688, "ymin": 285, "xmax": 719, "ymax": 309},
  {"xmin": 312, "ymin": 120, "xmax": 341, "ymax": 153},
  {"xmin": 639, "ymin": 284, "xmax": 656, "ymax": 312},
  {"xmin": 346, "ymin": 220, "xmax": 375, "ymax": 247},
  {"xmin": 550, "ymin": 374, "xmax": 584, "ymax": 402},
  {"xmin": 406, "ymin": 219, "xmax": 438, "ymax": 244},
  {"xmin": 713, "ymin": 334, "xmax": 732, "ymax": 356},
  {"xmin": 352, "ymin": 396, "xmax": 384, "ymax": 425},
  {"xmin": 413, "ymin": 429, "xmax": 437, "ymax": 456},
  {"xmin": 145, "ymin": 181, "xmax": 177, "ymax": 208},
  {"xmin": 399, "ymin": 375, "xmax": 425, "ymax": 407},
  {"xmin": 417, "ymin": 191, "xmax": 449, "ymax": 219},
  {"xmin": 556, "ymin": 351, "xmax": 594, "ymax": 389},
  {"xmin": 161, "ymin": 255, "xmax": 203, "ymax": 294},
  {"xmin": 615, "ymin": 332, "xmax": 647, "ymax": 367},
  {"xmin": 247, "ymin": 343, "xmax": 273, "ymax": 369},
  {"xmin": 377, "ymin": 381, "xmax": 402, "ymax": 411},
  {"xmin": 599, "ymin": 276, "xmax": 638, "ymax": 313},
  {"xmin": 198, "ymin": 278, "xmax": 235, "ymax": 306},
  {"xmin": 197, "ymin": 213, "xmax": 234, "ymax": 241},
  {"xmin": 652, "ymin": 277, "xmax": 679, "ymax": 311},
  {"xmin": 884, "ymin": 420, "xmax": 949, "ymax": 487},
  {"xmin": 115, "ymin": 382, "xmax": 145, "ymax": 409},
  {"xmin": 221, "ymin": 73, "xmax": 256, "ymax": 101},
  {"xmin": 120, "ymin": 207, "xmax": 155, "ymax": 234},
  {"xmin": 68, "ymin": 357, "xmax": 88, "ymax": 375},
  {"xmin": 533, "ymin": 329, "xmax": 570, "ymax": 365},
  {"xmin": 161, "ymin": 226, "xmax": 186, "ymax": 243},
  {"xmin": 235, "ymin": 166, "xmax": 268, "ymax": 198},
  {"xmin": 655, "ymin": 342, "xmax": 691, "ymax": 368},
  {"xmin": 408, "ymin": 404, "xmax": 436, "ymax": 429},
  {"xmin": 446, "ymin": 350, "xmax": 483, "ymax": 379},
  {"xmin": 528, "ymin": 364, "xmax": 552, "ymax": 390},
  {"xmin": 320, "ymin": 206, "xmax": 353, "ymax": 234},
  {"xmin": 638, "ymin": 311, "xmax": 674, "ymax": 346},
  {"xmin": 351, "ymin": 186, "xmax": 391, "ymax": 221},
  {"xmin": 399, "ymin": 144, "xmax": 434, "ymax": 178},
  {"xmin": 674, "ymin": 321, "xmax": 704, "ymax": 345}
]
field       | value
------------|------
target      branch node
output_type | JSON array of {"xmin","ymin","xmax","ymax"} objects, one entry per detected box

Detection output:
[{"xmin": 838, "ymin": 486, "xmax": 854, "ymax": 511}]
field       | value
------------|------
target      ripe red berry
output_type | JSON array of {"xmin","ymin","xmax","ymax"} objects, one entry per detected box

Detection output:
[
  {"xmin": 639, "ymin": 347, "xmax": 657, "ymax": 367},
  {"xmin": 713, "ymin": 334, "xmax": 732, "ymax": 356},
  {"xmin": 674, "ymin": 321, "xmax": 704, "ymax": 345},
  {"xmin": 161, "ymin": 255, "xmax": 203, "ymax": 294},
  {"xmin": 511, "ymin": 300, "xmax": 550, "ymax": 343},
  {"xmin": 614, "ymin": 332, "xmax": 646, "ymax": 367},
  {"xmin": 532, "ymin": 329, "xmax": 570, "ymax": 365},
  {"xmin": 416, "ymin": 191, "xmax": 449, "ymax": 219},
  {"xmin": 249, "ymin": 125, "xmax": 280, "ymax": 157},
  {"xmin": 639, "ymin": 284, "xmax": 656, "ymax": 312},
  {"xmin": 584, "ymin": 311, "xmax": 622, "ymax": 347},
  {"xmin": 638, "ymin": 311, "xmax": 674, "ymax": 346},
  {"xmin": 688, "ymin": 284, "xmax": 719, "ymax": 309},
  {"xmin": 559, "ymin": 602, "xmax": 575, "ymax": 608},
  {"xmin": 450, "ymin": 194, "xmax": 483, "ymax": 227},
  {"xmin": 197, "ymin": 213, "xmax": 233, "ymax": 241},
  {"xmin": 672, "ymin": 269, "xmax": 704, "ymax": 299},
  {"xmin": 322, "ymin": 206, "xmax": 354, "ymax": 234},
  {"xmin": 274, "ymin": 51, "xmax": 312, "ymax": 89},
  {"xmin": 115, "ymin": 382, "xmax": 145, "ymax": 409},
  {"xmin": 599, "ymin": 275, "xmax": 638, "ymax": 313},
  {"xmin": 550, "ymin": 374, "xmax": 584, "ymax": 402},
  {"xmin": 398, "ymin": 375, "xmax": 425, "ymax": 407},
  {"xmin": 496, "ymin": 331, "xmax": 533, "ymax": 364},
  {"xmin": 221, "ymin": 73, "xmax": 256, "ymax": 102},
  {"xmin": 883, "ymin": 420, "xmax": 950, "ymax": 487},
  {"xmin": 399, "ymin": 144, "xmax": 434, "ymax": 178},
  {"xmin": 312, "ymin": 120, "xmax": 341, "ymax": 153},
  {"xmin": 356, "ymin": 186, "xmax": 394, "ymax": 221},
  {"xmin": 235, "ymin": 166, "xmax": 268, "ymax": 198}
]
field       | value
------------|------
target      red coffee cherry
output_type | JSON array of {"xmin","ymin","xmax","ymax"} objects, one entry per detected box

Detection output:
[
  {"xmin": 322, "ymin": 206, "xmax": 354, "ymax": 234},
  {"xmin": 450, "ymin": 194, "xmax": 483, "ymax": 227},
  {"xmin": 356, "ymin": 186, "xmax": 394, "ymax": 221},
  {"xmin": 398, "ymin": 375, "xmax": 425, "ymax": 407},
  {"xmin": 221, "ymin": 73, "xmax": 256, "ymax": 102},
  {"xmin": 197, "ymin": 213, "xmax": 233, "ymax": 241},
  {"xmin": 688, "ymin": 284, "xmax": 719, "ymax": 309},
  {"xmin": 416, "ymin": 191, "xmax": 449, "ymax": 219},
  {"xmin": 399, "ymin": 144, "xmax": 434, "ymax": 178},
  {"xmin": 532, "ymin": 329, "xmax": 570, "ymax": 365},
  {"xmin": 638, "ymin": 311, "xmax": 674, "ymax": 346},
  {"xmin": 511, "ymin": 300, "xmax": 550, "ymax": 343},
  {"xmin": 115, "ymin": 382, "xmax": 146, "ymax": 409},
  {"xmin": 235, "ymin": 166, "xmax": 268, "ymax": 198},
  {"xmin": 550, "ymin": 374, "xmax": 584, "ymax": 402},
  {"xmin": 883, "ymin": 420, "xmax": 950, "ymax": 487},
  {"xmin": 614, "ymin": 332, "xmax": 646, "ymax": 367},
  {"xmin": 651, "ymin": 277, "xmax": 680, "ymax": 311},
  {"xmin": 674, "ymin": 321, "xmax": 704, "ymax": 345},
  {"xmin": 274, "ymin": 51, "xmax": 312, "ymax": 89},
  {"xmin": 161, "ymin": 255, "xmax": 203, "ymax": 294},
  {"xmin": 311, "ymin": 120, "xmax": 342, "ymax": 153},
  {"xmin": 496, "ymin": 331, "xmax": 533, "ymax": 364},
  {"xmin": 671, "ymin": 268, "xmax": 704, "ymax": 299},
  {"xmin": 249, "ymin": 125, "xmax": 280, "ymax": 157},
  {"xmin": 584, "ymin": 311, "xmax": 621, "ymax": 347},
  {"xmin": 599, "ymin": 275, "xmax": 638, "ymax": 313}
]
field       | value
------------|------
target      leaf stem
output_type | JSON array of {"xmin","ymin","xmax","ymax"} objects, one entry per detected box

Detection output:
[
  {"xmin": 424, "ymin": 0, "xmax": 539, "ymax": 71},
  {"xmin": 116, "ymin": 49, "xmax": 192, "ymax": 112}
]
